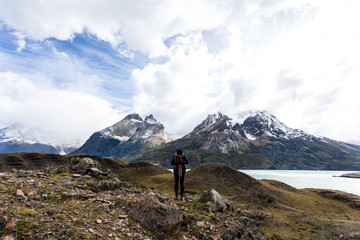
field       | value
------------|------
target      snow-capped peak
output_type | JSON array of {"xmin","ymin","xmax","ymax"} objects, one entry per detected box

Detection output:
[
  {"xmin": 0, "ymin": 124, "xmax": 82, "ymax": 154},
  {"xmin": 192, "ymin": 112, "xmax": 231, "ymax": 133},
  {"xmin": 241, "ymin": 110, "xmax": 309, "ymax": 140},
  {"xmin": 0, "ymin": 124, "xmax": 43, "ymax": 144},
  {"xmin": 100, "ymin": 113, "xmax": 171, "ymax": 144}
]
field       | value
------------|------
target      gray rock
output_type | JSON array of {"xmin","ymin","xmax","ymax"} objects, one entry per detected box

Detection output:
[
  {"xmin": 129, "ymin": 192, "xmax": 183, "ymax": 239},
  {"xmin": 99, "ymin": 204, "xmax": 110, "ymax": 213},
  {"xmin": 70, "ymin": 157, "xmax": 101, "ymax": 175},
  {"xmin": 16, "ymin": 189, "xmax": 27, "ymax": 201},
  {"xmin": 221, "ymin": 219, "xmax": 267, "ymax": 240},
  {"xmin": 198, "ymin": 189, "xmax": 233, "ymax": 212}
]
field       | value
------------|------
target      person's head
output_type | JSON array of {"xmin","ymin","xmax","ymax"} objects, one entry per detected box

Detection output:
[{"xmin": 176, "ymin": 149, "xmax": 183, "ymax": 155}]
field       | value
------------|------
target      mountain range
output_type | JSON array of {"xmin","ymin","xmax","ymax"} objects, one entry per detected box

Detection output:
[
  {"xmin": 1, "ymin": 111, "xmax": 360, "ymax": 170},
  {"xmin": 0, "ymin": 124, "xmax": 80, "ymax": 155},
  {"xmin": 133, "ymin": 111, "xmax": 360, "ymax": 170}
]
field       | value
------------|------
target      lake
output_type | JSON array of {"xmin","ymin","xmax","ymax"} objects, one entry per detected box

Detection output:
[{"xmin": 240, "ymin": 170, "xmax": 360, "ymax": 196}]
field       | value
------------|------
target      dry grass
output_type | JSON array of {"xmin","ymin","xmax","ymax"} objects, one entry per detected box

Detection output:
[{"xmin": 118, "ymin": 163, "xmax": 360, "ymax": 239}]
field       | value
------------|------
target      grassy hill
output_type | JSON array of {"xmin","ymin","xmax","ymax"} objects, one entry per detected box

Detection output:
[{"xmin": 116, "ymin": 162, "xmax": 360, "ymax": 239}]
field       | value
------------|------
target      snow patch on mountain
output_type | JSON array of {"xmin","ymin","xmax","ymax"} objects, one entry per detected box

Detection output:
[{"xmin": 244, "ymin": 131, "xmax": 256, "ymax": 141}]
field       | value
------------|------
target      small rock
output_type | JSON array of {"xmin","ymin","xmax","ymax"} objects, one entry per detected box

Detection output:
[
  {"xmin": 0, "ymin": 236, "xmax": 16, "ymax": 240},
  {"xmin": 99, "ymin": 204, "xmax": 110, "ymax": 213},
  {"xmin": 88, "ymin": 228, "xmax": 95, "ymax": 233},
  {"xmin": 0, "ymin": 173, "xmax": 11, "ymax": 180},
  {"xmin": 89, "ymin": 168, "xmax": 100, "ymax": 174},
  {"xmin": 41, "ymin": 192, "xmax": 48, "ymax": 199},
  {"xmin": 96, "ymin": 219, "xmax": 102, "ymax": 224},
  {"xmin": 28, "ymin": 190, "xmax": 37, "ymax": 196},
  {"xmin": 196, "ymin": 221, "xmax": 205, "ymax": 227},
  {"xmin": 35, "ymin": 203, "xmax": 45, "ymax": 209},
  {"xmin": 119, "ymin": 214, "xmax": 128, "ymax": 219},
  {"xmin": 25, "ymin": 200, "xmax": 38, "ymax": 207},
  {"xmin": 16, "ymin": 189, "xmax": 27, "ymax": 200},
  {"xmin": 72, "ymin": 174, "xmax": 82, "ymax": 178}
]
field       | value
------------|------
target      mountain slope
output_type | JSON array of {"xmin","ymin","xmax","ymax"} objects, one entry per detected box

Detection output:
[
  {"xmin": 72, "ymin": 113, "xmax": 171, "ymax": 158},
  {"xmin": 131, "ymin": 111, "xmax": 360, "ymax": 170}
]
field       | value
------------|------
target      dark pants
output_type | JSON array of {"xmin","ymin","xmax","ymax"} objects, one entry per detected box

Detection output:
[{"xmin": 174, "ymin": 172, "xmax": 185, "ymax": 198}]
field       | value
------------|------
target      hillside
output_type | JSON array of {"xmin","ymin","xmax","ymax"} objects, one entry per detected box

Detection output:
[
  {"xmin": 113, "ymin": 162, "xmax": 360, "ymax": 239},
  {"xmin": 0, "ymin": 152, "xmax": 127, "ymax": 173}
]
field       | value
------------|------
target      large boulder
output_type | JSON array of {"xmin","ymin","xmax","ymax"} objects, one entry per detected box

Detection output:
[
  {"xmin": 70, "ymin": 157, "xmax": 102, "ymax": 176},
  {"xmin": 128, "ymin": 192, "xmax": 183, "ymax": 239},
  {"xmin": 198, "ymin": 189, "xmax": 234, "ymax": 212}
]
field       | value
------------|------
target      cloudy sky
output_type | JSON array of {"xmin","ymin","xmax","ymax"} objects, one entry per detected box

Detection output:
[{"xmin": 0, "ymin": 0, "xmax": 359, "ymax": 145}]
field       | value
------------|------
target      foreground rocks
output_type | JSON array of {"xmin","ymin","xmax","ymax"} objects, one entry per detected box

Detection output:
[
  {"xmin": 0, "ymin": 168, "xmax": 267, "ymax": 239},
  {"xmin": 129, "ymin": 193, "xmax": 183, "ymax": 239}
]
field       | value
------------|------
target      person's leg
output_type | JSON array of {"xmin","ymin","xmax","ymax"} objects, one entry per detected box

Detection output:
[
  {"xmin": 174, "ymin": 172, "xmax": 179, "ymax": 200},
  {"xmin": 180, "ymin": 174, "xmax": 185, "ymax": 201}
]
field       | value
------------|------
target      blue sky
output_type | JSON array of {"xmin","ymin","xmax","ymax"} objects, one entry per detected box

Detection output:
[{"xmin": 0, "ymin": 0, "xmax": 359, "ymax": 145}]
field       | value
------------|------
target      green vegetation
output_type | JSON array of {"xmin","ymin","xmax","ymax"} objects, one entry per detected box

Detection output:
[
  {"xmin": 14, "ymin": 208, "xmax": 39, "ymax": 217},
  {"xmin": 16, "ymin": 219, "xmax": 38, "ymax": 238},
  {"xmin": 267, "ymin": 233, "xmax": 282, "ymax": 240}
]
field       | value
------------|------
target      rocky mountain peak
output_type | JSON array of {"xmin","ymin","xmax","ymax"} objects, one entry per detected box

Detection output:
[
  {"xmin": 144, "ymin": 114, "xmax": 157, "ymax": 124},
  {"xmin": 73, "ymin": 113, "xmax": 171, "ymax": 158},
  {"xmin": 192, "ymin": 112, "xmax": 231, "ymax": 133},
  {"xmin": 123, "ymin": 113, "xmax": 143, "ymax": 121}
]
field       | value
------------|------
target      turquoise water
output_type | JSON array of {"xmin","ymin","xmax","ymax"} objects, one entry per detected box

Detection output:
[{"xmin": 241, "ymin": 170, "xmax": 360, "ymax": 196}]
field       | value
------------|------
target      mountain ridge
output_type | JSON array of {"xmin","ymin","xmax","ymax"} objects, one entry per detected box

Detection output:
[
  {"xmin": 1, "ymin": 111, "xmax": 359, "ymax": 170},
  {"xmin": 130, "ymin": 111, "xmax": 360, "ymax": 170}
]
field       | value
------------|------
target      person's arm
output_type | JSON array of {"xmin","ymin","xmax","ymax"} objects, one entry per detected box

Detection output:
[
  {"xmin": 182, "ymin": 155, "xmax": 189, "ymax": 164},
  {"xmin": 171, "ymin": 155, "xmax": 177, "ymax": 165}
]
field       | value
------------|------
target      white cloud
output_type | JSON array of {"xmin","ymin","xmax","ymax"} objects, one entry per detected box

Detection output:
[
  {"xmin": 12, "ymin": 31, "xmax": 26, "ymax": 52},
  {"xmin": 132, "ymin": 0, "xmax": 360, "ymax": 143},
  {"xmin": 0, "ymin": 0, "xmax": 360, "ymax": 144},
  {"xmin": 0, "ymin": 0, "xmax": 230, "ymax": 57},
  {"xmin": 0, "ymin": 72, "xmax": 122, "ymax": 144}
]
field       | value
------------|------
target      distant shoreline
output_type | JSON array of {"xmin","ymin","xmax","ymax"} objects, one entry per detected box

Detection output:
[{"xmin": 337, "ymin": 172, "xmax": 360, "ymax": 179}]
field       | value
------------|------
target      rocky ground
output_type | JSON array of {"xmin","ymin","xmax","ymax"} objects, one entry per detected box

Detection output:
[
  {"xmin": 0, "ymin": 168, "xmax": 267, "ymax": 240},
  {"xmin": 1, "ymin": 156, "xmax": 360, "ymax": 240}
]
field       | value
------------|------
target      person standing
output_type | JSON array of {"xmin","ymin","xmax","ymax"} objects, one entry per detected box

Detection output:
[{"xmin": 171, "ymin": 149, "xmax": 189, "ymax": 201}]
